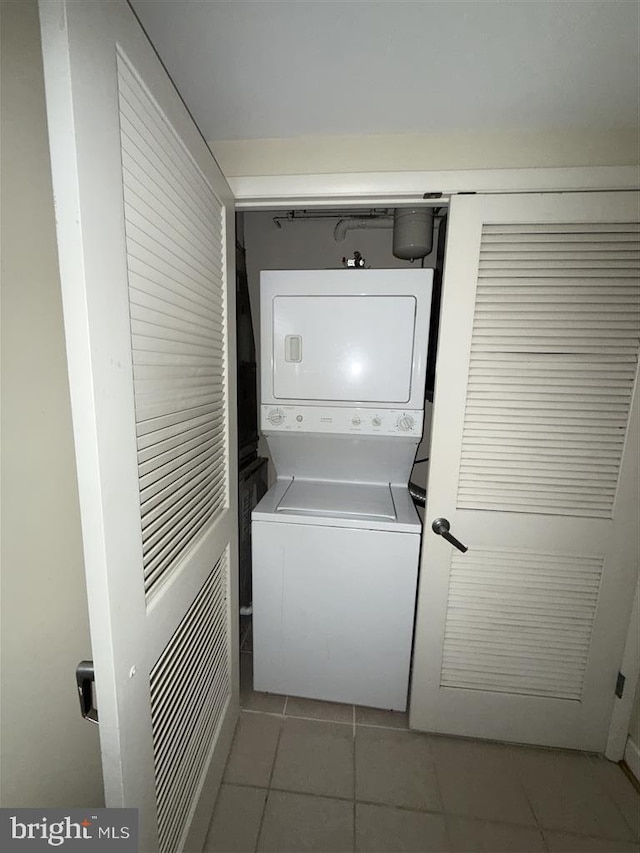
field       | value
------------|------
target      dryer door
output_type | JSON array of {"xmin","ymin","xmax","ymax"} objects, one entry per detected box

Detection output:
[{"xmin": 272, "ymin": 294, "xmax": 417, "ymax": 403}]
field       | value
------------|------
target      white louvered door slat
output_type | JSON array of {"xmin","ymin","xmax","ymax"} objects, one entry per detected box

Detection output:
[
  {"xmin": 442, "ymin": 549, "xmax": 604, "ymax": 700},
  {"xmin": 460, "ymin": 223, "xmax": 638, "ymax": 517},
  {"xmin": 39, "ymin": 3, "xmax": 238, "ymax": 852},
  {"xmin": 410, "ymin": 192, "xmax": 640, "ymax": 751}
]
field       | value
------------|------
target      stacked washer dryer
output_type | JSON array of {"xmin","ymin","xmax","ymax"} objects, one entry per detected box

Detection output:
[{"xmin": 252, "ymin": 269, "xmax": 432, "ymax": 712}]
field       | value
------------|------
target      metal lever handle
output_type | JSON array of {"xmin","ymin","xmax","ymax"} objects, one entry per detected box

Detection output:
[
  {"xmin": 76, "ymin": 660, "xmax": 99, "ymax": 725},
  {"xmin": 431, "ymin": 518, "xmax": 468, "ymax": 553}
]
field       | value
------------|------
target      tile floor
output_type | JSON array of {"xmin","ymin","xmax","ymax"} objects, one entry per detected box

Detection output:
[{"xmin": 204, "ymin": 630, "xmax": 640, "ymax": 853}]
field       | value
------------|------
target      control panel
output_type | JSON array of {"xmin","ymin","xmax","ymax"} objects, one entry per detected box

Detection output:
[{"xmin": 261, "ymin": 405, "xmax": 423, "ymax": 437}]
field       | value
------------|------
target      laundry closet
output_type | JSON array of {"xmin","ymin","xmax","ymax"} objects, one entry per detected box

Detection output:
[
  {"xmin": 236, "ymin": 194, "xmax": 640, "ymax": 752},
  {"xmin": 235, "ymin": 207, "xmax": 447, "ymax": 711}
]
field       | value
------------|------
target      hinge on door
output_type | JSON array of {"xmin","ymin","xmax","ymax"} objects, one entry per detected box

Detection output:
[{"xmin": 615, "ymin": 671, "xmax": 626, "ymax": 699}]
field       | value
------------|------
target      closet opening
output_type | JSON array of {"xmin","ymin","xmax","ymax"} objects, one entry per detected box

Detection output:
[{"xmin": 235, "ymin": 204, "xmax": 448, "ymax": 698}]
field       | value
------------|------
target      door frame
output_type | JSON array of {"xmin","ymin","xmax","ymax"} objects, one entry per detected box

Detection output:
[
  {"xmin": 230, "ymin": 170, "xmax": 640, "ymax": 756},
  {"xmin": 606, "ymin": 578, "xmax": 640, "ymax": 762},
  {"xmin": 230, "ymin": 165, "xmax": 638, "ymax": 210}
]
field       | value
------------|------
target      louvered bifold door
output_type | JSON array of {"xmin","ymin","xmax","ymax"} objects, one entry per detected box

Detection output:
[
  {"xmin": 459, "ymin": 222, "xmax": 639, "ymax": 518},
  {"xmin": 39, "ymin": 3, "xmax": 238, "ymax": 852},
  {"xmin": 410, "ymin": 192, "xmax": 640, "ymax": 751},
  {"xmin": 118, "ymin": 53, "xmax": 228, "ymax": 600}
]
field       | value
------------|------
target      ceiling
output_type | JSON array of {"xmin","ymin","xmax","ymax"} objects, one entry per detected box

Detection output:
[{"xmin": 131, "ymin": 0, "xmax": 639, "ymax": 142}]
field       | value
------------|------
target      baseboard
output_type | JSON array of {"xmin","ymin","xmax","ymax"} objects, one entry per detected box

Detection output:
[{"xmin": 623, "ymin": 735, "xmax": 640, "ymax": 783}]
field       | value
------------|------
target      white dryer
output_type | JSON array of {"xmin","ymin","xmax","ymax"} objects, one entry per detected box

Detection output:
[{"xmin": 252, "ymin": 269, "xmax": 433, "ymax": 711}]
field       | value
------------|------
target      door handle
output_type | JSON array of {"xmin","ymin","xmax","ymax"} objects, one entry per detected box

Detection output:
[
  {"xmin": 431, "ymin": 518, "xmax": 468, "ymax": 553},
  {"xmin": 76, "ymin": 660, "xmax": 99, "ymax": 725},
  {"xmin": 285, "ymin": 335, "xmax": 302, "ymax": 362}
]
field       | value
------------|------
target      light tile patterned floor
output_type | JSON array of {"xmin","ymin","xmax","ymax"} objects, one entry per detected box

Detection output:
[{"xmin": 204, "ymin": 649, "xmax": 640, "ymax": 853}]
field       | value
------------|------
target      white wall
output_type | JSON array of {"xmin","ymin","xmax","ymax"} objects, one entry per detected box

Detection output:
[
  {"xmin": 212, "ymin": 128, "xmax": 639, "ymax": 178},
  {"xmin": 0, "ymin": 0, "xmax": 104, "ymax": 808},
  {"xmin": 243, "ymin": 211, "xmax": 437, "ymax": 487}
]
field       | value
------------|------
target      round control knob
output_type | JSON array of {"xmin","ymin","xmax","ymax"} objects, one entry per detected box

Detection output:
[
  {"xmin": 296, "ymin": 415, "xmax": 303, "ymax": 423},
  {"xmin": 267, "ymin": 408, "xmax": 285, "ymax": 426},
  {"xmin": 397, "ymin": 415, "xmax": 415, "ymax": 432},
  {"xmin": 351, "ymin": 416, "xmax": 361, "ymax": 426},
  {"xmin": 371, "ymin": 416, "xmax": 382, "ymax": 428}
]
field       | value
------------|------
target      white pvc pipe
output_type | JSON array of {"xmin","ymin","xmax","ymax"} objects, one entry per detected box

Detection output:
[{"xmin": 333, "ymin": 217, "xmax": 393, "ymax": 241}]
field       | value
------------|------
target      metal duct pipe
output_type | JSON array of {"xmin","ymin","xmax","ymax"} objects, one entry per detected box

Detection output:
[{"xmin": 333, "ymin": 217, "xmax": 393, "ymax": 242}]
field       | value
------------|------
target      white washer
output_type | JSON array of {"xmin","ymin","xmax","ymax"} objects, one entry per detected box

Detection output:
[{"xmin": 252, "ymin": 479, "xmax": 421, "ymax": 711}]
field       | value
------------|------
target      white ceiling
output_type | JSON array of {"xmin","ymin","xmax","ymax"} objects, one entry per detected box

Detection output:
[{"xmin": 131, "ymin": 0, "xmax": 639, "ymax": 142}]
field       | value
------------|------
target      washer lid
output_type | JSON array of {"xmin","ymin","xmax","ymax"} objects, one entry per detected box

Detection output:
[{"xmin": 276, "ymin": 479, "xmax": 396, "ymax": 521}]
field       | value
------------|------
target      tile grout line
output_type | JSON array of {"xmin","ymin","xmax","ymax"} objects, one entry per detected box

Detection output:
[
  {"xmin": 242, "ymin": 707, "xmax": 352, "ymax": 725},
  {"xmin": 268, "ymin": 784, "xmax": 354, "ymax": 804},
  {"xmin": 352, "ymin": 704, "xmax": 357, "ymax": 853},
  {"xmin": 538, "ymin": 826, "xmax": 640, "ymax": 845},
  {"xmin": 252, "ymin": 713, "xmax": 285, "ymax": 853},
  {"xmin": 242, "ymin": 705, "xmax": 409, "ymax": 732},
  {"xmin": 229, "ymin": 779, "xmax": 637, "ymax": 830},
  {"xmin": 505, "ymin": 746, "xmax": 552, "ymax": 852},
  {"xmin": 426, "ymin": 734, "xmax": 453, "ymax": 852},
  {"xmin": 225, "ymin": 777, "xmax": 635, "ymax": 835}
]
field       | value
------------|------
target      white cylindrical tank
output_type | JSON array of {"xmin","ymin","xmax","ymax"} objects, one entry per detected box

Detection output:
[{"xmin": 393, "ymin": 208, "xmax": 434, "ymax": 260}]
